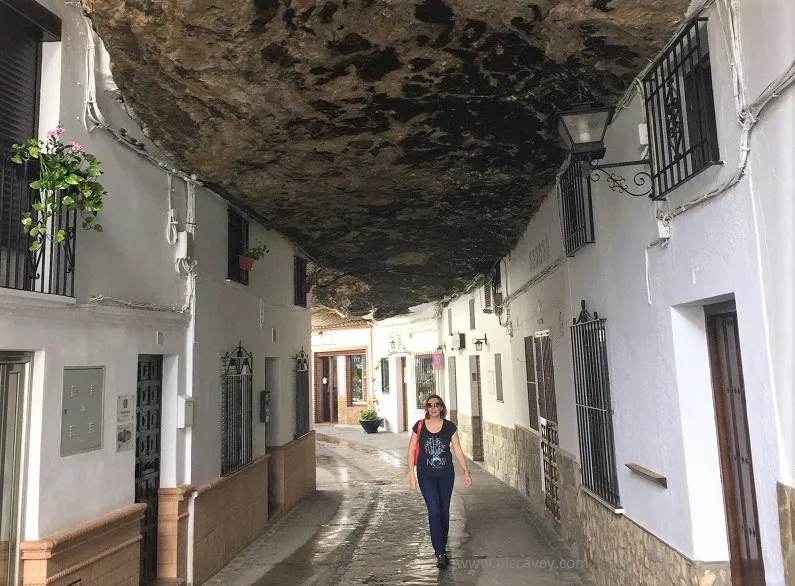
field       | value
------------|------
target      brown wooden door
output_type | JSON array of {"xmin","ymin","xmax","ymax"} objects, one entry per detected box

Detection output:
[
  {"xmin": 706, "ymin": 304, "xmax": 765, "ymax": 586},
  {"xmin": 400, "ymin": 357, "xmax": 408, "ymax": 431}
]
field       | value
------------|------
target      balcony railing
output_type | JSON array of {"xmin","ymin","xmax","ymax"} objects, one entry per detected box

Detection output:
[{"xmin": 0, "ymin": 161, "xmax": 76, "ymax": 297}]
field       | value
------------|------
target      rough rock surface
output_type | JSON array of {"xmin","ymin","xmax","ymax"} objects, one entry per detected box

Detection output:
[{"xmin": 83, "ymin": 0, "xmax": 688, "ymax": 317}]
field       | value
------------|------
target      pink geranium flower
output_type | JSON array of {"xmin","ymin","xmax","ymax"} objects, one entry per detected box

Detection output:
[
  {"xmin": 69, "ymin": 141, "xmax": 85, "ymax": 153},
  {"xmin": 46, "ymin": 126, "xmax": 65, "ymax": 138}
]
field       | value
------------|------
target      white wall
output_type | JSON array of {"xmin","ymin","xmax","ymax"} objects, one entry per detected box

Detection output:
[
  {"xmin": 1, "ymin": 0, "xmax": 310, "ymax": 541},
  {"xmin": 190, "ymin": 190, "xmax": 310, "ymax": 487}
]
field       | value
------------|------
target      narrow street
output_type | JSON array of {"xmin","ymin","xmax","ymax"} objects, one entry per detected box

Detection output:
[{"xmin": 207, "ymin": 426, "xmax": 587, "ymax": 585}]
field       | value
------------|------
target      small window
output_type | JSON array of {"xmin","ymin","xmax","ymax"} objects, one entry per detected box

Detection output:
[
  {"xmin": 643, "ymin": 18, "xmax": 720, "ymax": 198},
  {"xmin": 447, "ymin": 308, "xmax": 453, "ymax": 336},
  {"xmin": 558, "ymin": 159, "xmax": 595, "ymax": 256},
  {"xmin": 469, "ymin": 299, "xmax": 476, "ymax": 330},
  {"xmin": 495, "ymin": 354, "xmax": 503, "ymax": 402},
  {"xmin": 294, "ymin": 256, "xmax": 307, "ymax": 307},
  {"xmin": 347, "ymin": 354, "xmax": 365, "ymax": 404},
  {"xmin": 227, "ymin": 209, "xmax": 249, "ymax": 285},
  {"xmin": 380, "ymin": 358, "xmax": 390, "ymax": 394}
]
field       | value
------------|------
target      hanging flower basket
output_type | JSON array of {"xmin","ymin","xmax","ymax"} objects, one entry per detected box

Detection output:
[{"xmin": 239, "ymin": 255, "xmax": 256, "ymax": 271}]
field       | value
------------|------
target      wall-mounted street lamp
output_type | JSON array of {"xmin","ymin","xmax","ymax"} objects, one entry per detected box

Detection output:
[
  {"xmin": 556, "ymin": 103, "xmax": 653, "ymax": 198},
  {"xmin": 474, "ymin": 334, "xmax": 488, "ymax": 352},
  {"xmin": 293, "ymin": 346, "xmax": 309, "ymax": 372}
]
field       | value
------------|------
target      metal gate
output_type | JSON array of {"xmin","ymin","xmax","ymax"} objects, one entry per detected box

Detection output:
[
  {"xmin": 534, "ymin": 333, "xmax": 560, "ymax": 522},
  {"xmin": 136, "ymin": 355, "xmax": 162, "ymax": 585}
]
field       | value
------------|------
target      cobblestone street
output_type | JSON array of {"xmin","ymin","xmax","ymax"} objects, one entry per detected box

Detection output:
[{"xmin": 207, "ymin": 426, "xmax": 588, "ymax": 585}]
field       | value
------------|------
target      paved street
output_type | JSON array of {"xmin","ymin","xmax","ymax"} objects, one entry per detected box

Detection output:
[{"xmin": 207, "ymin": 425, "xmax": 588, "ymax": 585}]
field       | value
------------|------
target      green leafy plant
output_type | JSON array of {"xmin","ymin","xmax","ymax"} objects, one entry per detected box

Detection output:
[
  {"xmin": 10, "ymin": 126, "xmax": 108, "ymax": 252},
  {"xmin": 245, "ymin": 239, "xmax": 269, "ymax": 260},
  {"xmin": 360, "ymin": 408, "xmax": 380, "ymax": 420}
]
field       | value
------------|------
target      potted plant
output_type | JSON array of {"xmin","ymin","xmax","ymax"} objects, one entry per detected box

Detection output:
[
  {"xmin": 10, "ymin": 126, "xmax": 108, "ymax": 252},
  {"xmin": 359, "ymin": 396, "xmax": 384, "ymax": 433},
  {"xmin": 239, "ymin": 239, "xmax": 269, "ymax": 271}
]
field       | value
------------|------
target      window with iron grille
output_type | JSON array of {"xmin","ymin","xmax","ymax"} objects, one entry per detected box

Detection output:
[
  {"xmin": 643, "ymin": 18, "xmax": 720, "ymax": 199},
  {"xmin": 346, "ymin": 354, "xmax": 365, "ymax": 404},
  {"xmin": 415, "ymin": 353, "xmax": 435, "ymax": 409},
  {"xmin": 294, "ymin": 256, "xmax": 307, "ymax": 307},
  {"xmin": 558, "ymin": 158, "xmax": 594, "ymax": 256},
  {"xmin": 1, "ymin": 3, "xmax": 73, "ymax": 296},
  {"xmin": 380, "ymin": 358, "xmax": 390, "ymax": 394},
  {"xmin": 570, "ymin": 301, "xmax": 621, "ymax": 508},
  {"xmin": 227, "ymin": 209, "xmax": 249, "ymax": 285},
  {"xmin": 220, "ymin": 344, "xmax": 253, "ymax": 476}
]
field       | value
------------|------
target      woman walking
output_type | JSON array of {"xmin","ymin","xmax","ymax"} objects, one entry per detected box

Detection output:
[{"xmin": 407, "ymin": 394, "xmax": 472, "ymax": 568}]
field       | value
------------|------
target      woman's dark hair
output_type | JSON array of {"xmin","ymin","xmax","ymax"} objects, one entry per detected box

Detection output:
[{"xmin": 424, "ymin": 394, "xmax": 448, "ymax": 419}]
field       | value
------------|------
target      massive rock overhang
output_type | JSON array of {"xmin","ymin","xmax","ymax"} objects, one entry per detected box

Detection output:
[{"xmin": 83, "ymin": 0, "xmax": 689, "ymax": 318}]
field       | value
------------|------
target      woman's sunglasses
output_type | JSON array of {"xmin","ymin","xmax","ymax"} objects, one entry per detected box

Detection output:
[{"xmin": 426, "ymin": 402, "xmax": 441, "ymax": 408}]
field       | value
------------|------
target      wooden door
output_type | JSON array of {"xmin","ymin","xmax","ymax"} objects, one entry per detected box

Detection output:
[
  {"xmin": 706, "ymin": 304, "xmax": 765, "ymax": 585},
  {"xmin": 399, "ymin": 357, "xmax": 408, "ymax": 431}
]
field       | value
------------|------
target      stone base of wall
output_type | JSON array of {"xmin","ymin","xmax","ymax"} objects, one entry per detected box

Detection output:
[
  {"xmin": 157, "ymin": 484, "xmax": 193, "ymax": 583},
  {"xmin": 779, "ymin": 481, "xmax": 795, "ymax": 585},
  {"xmin": 481, "ymin": 421, "xmax": 731, "ymax": 586},
  {"xmin": 483, "ymin": 420, "xmax": 518, "ymax": 487},
  {"xmin": 456, "ymin": 413, "xmax": 483, "ymax": 461},
  {"xmin": 267, "ymin": 431, "xmax": 317, "ymax": 513},
  {"xmin": 193, "ymin": 454, "xmax": 269, "ymax": 584},
  {"xmin": 579, "ymin": 490, "xmax": 730, "ymax": 585},
  {"xmin": 338, "ymin": 403, "xmax": 367, "ymax": 425},
  {"xmin": 20, "ymin": 503, "xmax": 144, "ymax": 586}
]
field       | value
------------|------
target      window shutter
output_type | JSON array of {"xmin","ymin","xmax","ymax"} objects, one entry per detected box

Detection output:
[{"xmin": 0, "ymin": 4, "xmax": 41, "ymax": 150}]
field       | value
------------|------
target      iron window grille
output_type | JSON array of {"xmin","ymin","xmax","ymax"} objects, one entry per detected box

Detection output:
[
  {"xmin": 643, "ymin": 18, "xmax": 720, "ymax": 199},
  {"xmin": 294, "ymin": 347, "xmax": 310, "ymax": 439},
  {"xmin": 415, "ymin": 353, "xmax": 435, "ymax": 409},
  {"xmin": 294, "ymin": 256, "xmax": 307, "ymax": 307},
  {"xmin": 558, "ymin": 159, "xmax": 595, "ymax": 256},
  {"xmin": 227, "ymin": 209, "xmax": 249, "ymax": 285},
  {"xmin": 380, "ymin": 358, "xmax": 390, "ymax": 394},
  {"xmin": 221, "ymin": 343, "xmax": 253, "ymax": 476},
  {"xmin": 570, "ymin": 300, "xmax": 621, "ymax": 508}
]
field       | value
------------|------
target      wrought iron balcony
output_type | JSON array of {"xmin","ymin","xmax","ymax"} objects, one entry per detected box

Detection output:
[{"xmin": 0, "ymin": 161, "xmax": 76, "ymax": 297}]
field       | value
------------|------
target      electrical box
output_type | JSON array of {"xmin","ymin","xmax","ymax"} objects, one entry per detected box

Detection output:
[
  {"xmin": 177, "ymin": 395, "xmax": 194, "ymax": 428},
  {"xmin": 175, "ymin": 231, "xmax": 194, "ymax": 260},
  {"xmin": 61, "ymin": 367, "xmax": 105, "ymax": 456}
]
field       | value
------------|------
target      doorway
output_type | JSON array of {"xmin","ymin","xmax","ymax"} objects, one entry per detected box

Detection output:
[
  {"xmin": 399, "ymin": 357, "xmax": 408, "ymax": 432},
  {"xmin": 0, "ymin": 354, "xmax": 29, "ymax": 586},
  {"xmin": 468, "ymin": 355, "xmax": 484, "ymax": 461},
  {"xmin": 316, "ymin": 356, "xmax": 338, "ymax": 424},
  {"xmin": 705, "ymin": 303, "xmax": 765, "ymax": 585},
  {"xmin": 136, "ymin": 355, "xmax": 162, "ymax": 585},
  {"xmin": 534, "ymin": 332, "xmax": 560, "ymax": 522}
]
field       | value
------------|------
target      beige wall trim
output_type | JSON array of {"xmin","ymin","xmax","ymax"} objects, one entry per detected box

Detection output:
[
  {"xmin": 20, "ymin": 503, "xmax": 145, "ymax": 585},
  {"xmin": 158, "ymin": 484, "xmax": 195, "ymax": 583}
]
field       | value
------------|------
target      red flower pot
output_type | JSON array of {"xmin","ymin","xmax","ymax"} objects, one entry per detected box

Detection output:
[{"xmin": 239, "ymin": 255, "xmax": 256, "ymax": 271}]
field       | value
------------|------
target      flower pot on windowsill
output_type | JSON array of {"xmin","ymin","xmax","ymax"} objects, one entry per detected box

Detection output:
[
  {"xmin": 239, "ymin": 255, "xmax": 256, "ymax": 271},
  {"xmin": 359, "ymin": 418, "xmax": 384, "ymax": 433}
]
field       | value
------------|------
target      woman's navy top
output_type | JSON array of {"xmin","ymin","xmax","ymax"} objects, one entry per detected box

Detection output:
[{"xmin": 413, "ymin": 418, "xmax": 457, "ymax": 477}]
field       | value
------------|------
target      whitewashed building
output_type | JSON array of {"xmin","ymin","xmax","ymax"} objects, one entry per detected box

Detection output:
[
  {"xmin": 374, "ymin": 2, "xmax": 795, "ymax": 585},
  {"xmin": 0, "ymin": 1, "xmax": 314, "ymax": 584}
]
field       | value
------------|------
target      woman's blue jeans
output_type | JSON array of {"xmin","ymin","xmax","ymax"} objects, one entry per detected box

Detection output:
[{"xmin": 418, "ymin": 474, "xmax": 455, "ymax": 556}]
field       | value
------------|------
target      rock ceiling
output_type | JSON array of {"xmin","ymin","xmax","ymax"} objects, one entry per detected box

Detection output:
[{"xmin": 83, "ymin": 0, "xmax": 688, "ymax": 317}]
